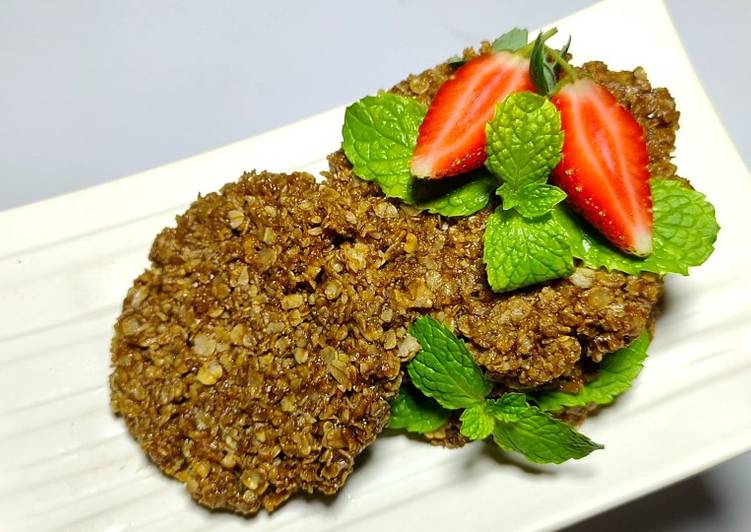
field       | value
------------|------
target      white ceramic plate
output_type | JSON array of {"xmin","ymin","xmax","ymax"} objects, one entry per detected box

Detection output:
[{"xmin": 1, "ymin": 0, "xmax": 750, "ymax": 530}]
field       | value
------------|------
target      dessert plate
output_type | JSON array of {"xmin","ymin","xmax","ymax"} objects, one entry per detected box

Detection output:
[{"xmin": 1, "ymin": 0, "xmax": 749, "ymax": 530}]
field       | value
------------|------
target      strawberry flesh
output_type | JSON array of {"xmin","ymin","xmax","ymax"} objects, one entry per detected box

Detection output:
[
  {"xmin": 411, "ymin": 51, "xmax": 534, "ymax": 179},
  {"xmin": 551, "ymin": 79, "xmax": 653, "ymax": 256}
]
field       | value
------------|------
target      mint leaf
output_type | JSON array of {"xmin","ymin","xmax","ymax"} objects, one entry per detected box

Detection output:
[
  {"xmin": 388, "ymin": 384, "xmax": 451, "ymax": 433},
  {"xmin": 484, "ymin": 207, "xmax": 574, "ymax": 292},
  {"xmin": 459, "ymin": 403, "xmax": 495, "ymax": 440},
  {"xmin": 535, "ymin": 331, "xmax": 650, "ymax": 412},
  {"xmin": 407, "ymin": 316, "xmax": 491, "ymax": 409},
  {"xmin": 499, "ymin": 182, "xmax": 567, "ymax": 218},
  {"xmin": 342, "ymin": 93, "xmax": 426, "ymax": 202},
  {"xmin": 491, "ymin": 28, "xmax": 529, "ymax": 53},
  {"xmin": 650, "ymin": 179, "xmax": 719, "ymax": 269},
  {"xmin": 489, "ymin": 393, "xmax": 603, "ymax": 464},
  {"xmin": 561, "ymin": 179, "xmax": 720, "ymax": 276},
  {"xmin": 449, "ymin": 28, "xmax": 529, "ymax": 68},
  {"xmin": 343, "ymin": 93, "xmax": 496, "ymax": 217},
  {"xmin": 485, "ymin": 92, "xmax": 563, "ymax": 188},
  {"xmin": 416, "ymin": 171, "xmax": 497, "ymax": 217}
]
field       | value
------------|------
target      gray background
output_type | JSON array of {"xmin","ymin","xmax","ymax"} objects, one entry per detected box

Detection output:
[{"xmin": 1, "ymin": 0, "xmax": 748, "ymax": 530}]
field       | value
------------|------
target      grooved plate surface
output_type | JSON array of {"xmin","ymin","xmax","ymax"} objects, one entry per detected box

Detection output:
[{"xmin": 1, "ymin": 1, "xmax": 750, "ymax": 530}]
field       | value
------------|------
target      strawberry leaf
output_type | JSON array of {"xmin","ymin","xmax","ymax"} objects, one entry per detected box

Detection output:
[
  {"xmin": 553, "ymin": 36, "xmax": 572, "ymax": 77},
  {"xmin": 530, "ymin": 33, "xmax": 556, "ymax": 95}
]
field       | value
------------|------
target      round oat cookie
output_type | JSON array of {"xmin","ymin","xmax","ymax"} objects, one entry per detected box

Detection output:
[{"xmin": 110, "ymin": 171, "xmax": 401, "ymax": 514}]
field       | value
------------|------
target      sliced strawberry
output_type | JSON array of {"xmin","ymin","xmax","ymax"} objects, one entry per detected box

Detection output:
[
  {"xmin": 411, "ymin": 51, "xmax": 534, "ymax": 179},
  {"xmin": 551, "ymin": 78, "xmax": 653, "ymax": 256}
]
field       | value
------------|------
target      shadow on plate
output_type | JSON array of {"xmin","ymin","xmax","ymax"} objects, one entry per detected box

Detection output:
[{"xmin": 561, "ymin": 472, "xmax": 720, "ymax": 532}]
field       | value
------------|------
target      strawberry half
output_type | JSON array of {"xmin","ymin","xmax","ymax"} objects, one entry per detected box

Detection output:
[
  {"xmin": 410, "ymin": 51, "xmax": 534, "ymax": 179},
  {"xmin": 551, "ymin": 78, "xmax": 653, "ymax": 256}
]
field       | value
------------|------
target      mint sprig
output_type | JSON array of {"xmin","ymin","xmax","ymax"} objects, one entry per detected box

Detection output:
[
  {"xmin": 342, "ymin": 93, "xmax": 495, "ymax": 217},
  {"xmin": 398, "ymin": 316, "xmax": 603, "ymax": 464},
  {"xmin": 481, "ymin": 90, "xmax": 572, "ymax": 292},
  {"xmin": 535, "ymin": 331, "xmax": 651, "ymax": 412}
]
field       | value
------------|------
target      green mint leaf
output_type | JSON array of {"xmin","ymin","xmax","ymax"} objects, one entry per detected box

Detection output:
[
  {"xmin": 639, "ymin": 179, "xmax": 719, "ymax": 273},
  {"xmin": 550, "ymin": 204, "xmax": 587, "ymax": 256},
  {"xmin": 489, "ymin": 393, "xmax": 604, "ymax": 464},
  {"xmin": 451, "ymin": 28, "xmax": 529, "ymax": 68},
  {"xmin": 535, "ymin": 331, "xmax": 650, "ymax": 412},
  {"xmin": 342, "ymin": 93, "xmax": 426, "ymax": 203},
  {"xmin": 560, "ymin": 179, "xmax": 720, "ymax": 276},
  {"xmin": 485, "ymin": 92, "xmax": 563, "ymax": 188},
  {"xmin": 530, "ymin": 33, "xmax": 556, "ymax": 95},
  {"xmin": 416, "ymin": 171, "xmax": 497, "ymax": 217},
  {"xmin": 407, "ymin": 316, "xmax": 491, "ymax": 409},
  {"xmin": 484, "ymin": 207, "xmax": 574, "ymax": 293},
  {"xmin": 388, "ymin": 383, "xmax": 451, "ymax": 433},
  {"xmin": 459, "ymin": 403, "xmax": 496, "ymax": 440},
  {"xmin": 491, "ymin": 28, "xmax": 529, "ymax": 53},
  {"xmin": 342, "ymin": 93, "xmax": 495, "ymax": 217},
  {"xmin": 498, "ymin": 182, "xmax": 567, "ymax": 218}
]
